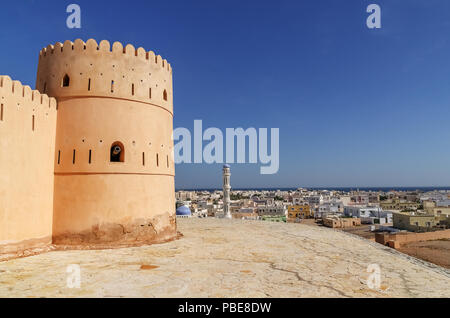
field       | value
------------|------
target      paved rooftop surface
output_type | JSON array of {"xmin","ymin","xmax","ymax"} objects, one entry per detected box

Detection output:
[{"xmin": 1, "ymin": 218, "xmax": 449, "ymax": 297}]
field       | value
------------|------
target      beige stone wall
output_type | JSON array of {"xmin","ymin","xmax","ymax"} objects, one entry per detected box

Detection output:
[
  {"xmin": 232, "ymin": 212, "xmax": 258, "ymax": 219},
  {"xmin": 0, "ymin": 76, "xmax": 57, "ymax": 254},
  {"xmin": 430, "ymin": 207, "xmax": 450, "ymax": 216},
  {"xmin": 393, "ymin": 213, "xmax": 436, "ymax": 231},
  {"xmin": 324, "ymin": 218, "xmax": 361, "ymax": 228},
  {"xmin": 36, "ymin": 39, "xmax": 176, "ymax": 245},
  {"xmin": 376, "ymin": 229, "xmax": 450, "ymax": 247},
  {"xmin": 52, "ymin": 174, "xmax": 176, "ymax": 244}
]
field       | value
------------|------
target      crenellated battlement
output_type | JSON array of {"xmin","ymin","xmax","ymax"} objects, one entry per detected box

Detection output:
[
  {"xmin": 38, "ymin": 39, "xmax": 172, "ymax": 73},
  {"xmin": 36, "ymin": 39, "xmax": 173, "ymax": 114},
  {"xmin": 0, "ymin": 75, "xmax": 57, "ymax": 141},
  {"xmin": 0, "ymin": 75, "xmax": 57, "ymax": 109}
]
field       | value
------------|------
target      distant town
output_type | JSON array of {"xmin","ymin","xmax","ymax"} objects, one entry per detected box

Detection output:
[
  {"xmin": 175, "ymin": 168, "xmax": 450, "ymax": 268},
  {"xmin": 176, "ymin": 187, "xmax": 450, "ymax": 230}
]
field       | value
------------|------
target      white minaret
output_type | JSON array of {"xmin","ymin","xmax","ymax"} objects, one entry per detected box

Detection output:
[{"xmin": 222, "ymin": 164, "xmax": 231, "ymax": 219}]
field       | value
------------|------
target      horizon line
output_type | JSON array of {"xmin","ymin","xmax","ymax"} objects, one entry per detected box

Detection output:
[{"xmin": 176, "ymin": 186, "xmax": 450, "ymax": 190}]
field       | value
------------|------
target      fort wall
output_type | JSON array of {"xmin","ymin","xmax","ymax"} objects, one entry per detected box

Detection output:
[
  {"xmin": 0, "ymin": 76, "xmax": 57, "ymax": 256},
  {"xmin": 375, "ymin": 229, "xmax": 450, "ymax": 248}
]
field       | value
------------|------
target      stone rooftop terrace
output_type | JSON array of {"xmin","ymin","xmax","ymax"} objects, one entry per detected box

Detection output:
[{"xmin": 0, "ymin": 218, "xmax": 449, "ymax": 297}]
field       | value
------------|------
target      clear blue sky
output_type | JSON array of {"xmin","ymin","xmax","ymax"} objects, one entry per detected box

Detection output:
[{"xmin": 1, "ymin": 0, "xmax": 450, "ymax": 189}]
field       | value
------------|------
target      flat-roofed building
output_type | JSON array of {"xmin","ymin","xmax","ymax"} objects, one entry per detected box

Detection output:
[
  {"xmin": 257, "ymin": 205, "xmax": 287, "ymax": 217},
  {"xmin": 393, "ymin": 212, "xmax": 437, "ymax": 232},
  {"xmin": 380, "ymin": 199, "xmax": 420, "ymax": 211},
  {"xmin": 287, "ymin": 204, "xmax": 312, "ymax": 221},
  {"xmin": 323, "ymin": 218, "xmax": 361, "ymax": 228},
  {"xmin": 344, "ymin": 206, "xmax": 393, "ymax": 224}
]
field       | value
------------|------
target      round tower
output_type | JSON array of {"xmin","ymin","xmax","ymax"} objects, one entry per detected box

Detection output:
[{"xmin": 36, "ymin": 39, "xmax": 176, "ymax": 246}]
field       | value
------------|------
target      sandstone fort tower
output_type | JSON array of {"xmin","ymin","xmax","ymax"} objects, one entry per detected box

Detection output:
[{"xmin": 0, "ymin": 39, "xmax": 176, "ymax": 258}]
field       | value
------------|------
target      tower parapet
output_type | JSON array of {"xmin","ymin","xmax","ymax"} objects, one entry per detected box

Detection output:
[{"xmin": 36, "ymin": 39, "xmax": 173, "ymax": 114}]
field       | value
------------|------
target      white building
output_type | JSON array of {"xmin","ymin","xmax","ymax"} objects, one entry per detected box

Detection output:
[
  {"xmin": 350, "ymin": 194, "xmax": 370, "ymax": 205},
  {"xmin": 307, "ymin": 195, "xmax": 323, "ymax": 205},
  {"xmin": 175, "ymin": 191, "xmax": 197, "ymax": 201},
  {"xmin": 192, "ymin": 209, "xmax": 208, "ymax": 218},
  {"xmin": 436, "ymin": 200, "xmax": 450, "ymax": 207},
  {"xmin": 344, "ymin": 206, "xmax": 393, "ymax": 225},
  {"xmin": 314, "ymin": 202, "xmax": 342, "ymax": 219}
]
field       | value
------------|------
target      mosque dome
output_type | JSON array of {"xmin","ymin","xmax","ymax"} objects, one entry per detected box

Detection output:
[{"xmin": 176, "ymin": 205, "xmax": 191, "ymax": 216}]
